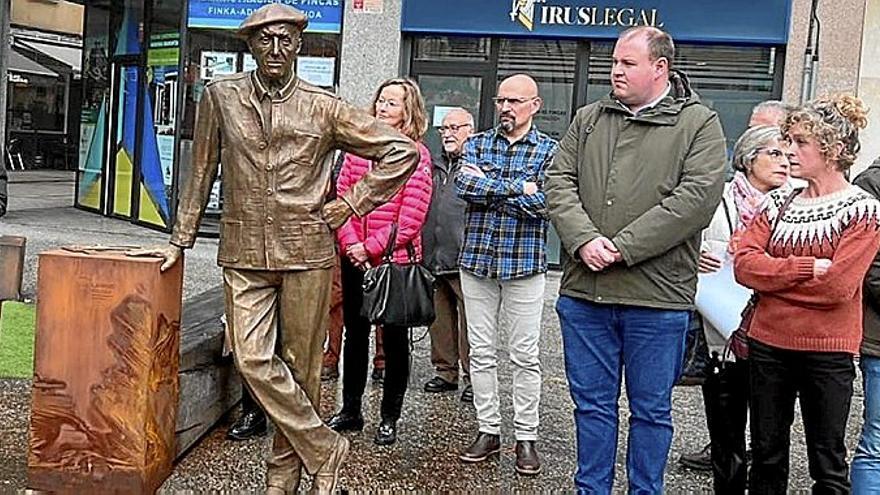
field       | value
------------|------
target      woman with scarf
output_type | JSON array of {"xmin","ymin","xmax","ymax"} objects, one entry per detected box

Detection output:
[{"xmin": 695, "ymin": 125, "xmax": 791, "ymax": 494}]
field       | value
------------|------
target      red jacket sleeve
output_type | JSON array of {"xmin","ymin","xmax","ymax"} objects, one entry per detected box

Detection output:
[
  {"xmin": 364, "ymin": 144, "xmax": 433, "ymax": 258},
  {"xmin": 335, "ymin": 153, "xmax": 363, "ymax": 249}
]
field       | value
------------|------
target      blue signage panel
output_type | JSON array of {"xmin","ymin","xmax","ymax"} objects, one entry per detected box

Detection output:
[
  {"xmin": 188, "ymin": 0, "xmax": 343, "ymax": 33},
  {"xmin": 402, "ymin": 0, "xmax": 792, "ymax": 45}
]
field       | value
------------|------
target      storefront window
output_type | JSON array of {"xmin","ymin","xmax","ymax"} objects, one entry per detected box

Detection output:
[
  {"xmin": 8, "ymin": 75, "xmax": 66, "ymax": 132},
  {"xmin": 497, "ymin": 38, "xmax": 576, "ymax": 141},
  {"xmin": 76, "ymin": 3, "xmax": 111, "ymax": 211},
  {"xmin": 178, "ymin": 28, "xmax": 246, "ymax": 228},
  {"xmin": 418, "ymin": 75, "xmax": 482, "ymax": 156},
  {"xmin": 414, "ymin": 36, "xmax": 491, "ymax": 62},
  {"xmin": 137, "ymin": 0, "xmax": 183, "ymax": 228},
  {"xmin": 113, "ymin": 0, "xmax": 144, "ymax": 56}
]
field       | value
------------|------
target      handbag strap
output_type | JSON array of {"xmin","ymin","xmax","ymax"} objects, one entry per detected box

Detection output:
[
  {"xmin": 382, "ymin": 223, "xmax": 398, "ymax": 263},
  {"xmin": 381, "ymin": 222, "xmax": 418, "ymax": 264},
  {"xmin": 721, "ymin": 197, "xmax": 735, "ymax": 236},
  {"xmin": 768, "ymin": 188, "xmax": 803, "ymax": 248}
]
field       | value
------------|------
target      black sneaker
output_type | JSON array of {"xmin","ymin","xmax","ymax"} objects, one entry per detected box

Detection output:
[{"xmin": 678, "ymin": 443, "xmax": 712, "ymax": 471}]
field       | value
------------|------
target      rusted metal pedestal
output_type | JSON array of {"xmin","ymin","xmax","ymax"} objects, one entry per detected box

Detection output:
[
  {"xmin": 27, "ymin": 247, "xmax": 183, "ymax": 494},
  {"xmin": 0, "ymin": 235, "xmax": 26, "ymax": 302}
]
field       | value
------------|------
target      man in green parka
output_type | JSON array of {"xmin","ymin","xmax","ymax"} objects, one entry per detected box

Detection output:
[{"xmin": 545, "ymin": 26, "xmax": 727, "ymax": 493}]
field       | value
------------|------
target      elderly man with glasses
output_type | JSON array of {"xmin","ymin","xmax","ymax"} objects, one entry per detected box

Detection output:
[
  {"xmin": 422, "ymin": 108, "xmax": 475, "ymax": 402},
  {"xmin": 454, "ymin": 75, "xmax": 557, "ymax": 476}
]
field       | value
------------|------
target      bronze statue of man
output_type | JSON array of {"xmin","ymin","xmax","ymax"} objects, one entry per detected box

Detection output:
[{"xmin": 138, "ymin": 4, "xmax": 419, "ymax": 494}]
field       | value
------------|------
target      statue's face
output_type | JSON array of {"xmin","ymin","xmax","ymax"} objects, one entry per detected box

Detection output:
[{"xmin": 248, "ymin": 23, "xmax": 299, "ymax": 83}]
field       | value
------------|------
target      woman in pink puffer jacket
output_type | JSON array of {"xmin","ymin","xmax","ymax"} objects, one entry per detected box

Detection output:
[{"xmin": 326, "ymin": 78, "xmax": 433, "ymax": 446}]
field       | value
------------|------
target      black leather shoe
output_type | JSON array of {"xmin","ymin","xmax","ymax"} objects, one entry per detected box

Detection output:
[
  {"xmin": 459, "ymin": 432, "xmax": 501, "ymax": 463},
  {"xmin": 373, "ymin": 420, "xmax": 397, "ymax": 445},
  {"xmin": 678, "ymin": 443, "xmax": 712, "ymax": 471},
  {"xmin": 325, "ymin": 409, "xmax": 364, "ymax": 432},
  {"xmin": 371, "ymin": 368, "xmax": 384, "ymax": 384},
  {"xmin": 424, "ymin": 376, "xmax": 458, "ymax": 393},
  {"xmin": 460, "ymin": 384, "xmax": 474, "ymax": 403},
  {"xmin": 227, "ymin": 409, "xmax": 268, "ymax": 440},
  {"xmin": 515, "ymin": 440, "xmax": 542, "ymax": 475}
]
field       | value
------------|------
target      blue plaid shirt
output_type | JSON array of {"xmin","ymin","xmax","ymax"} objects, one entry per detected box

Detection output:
[{"xmin": 456, "ymin": 126, "xmax": 558, "ymax": 280}]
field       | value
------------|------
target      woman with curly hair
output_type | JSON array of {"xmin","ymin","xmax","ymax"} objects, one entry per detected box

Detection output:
[{"xmin": 734, "ymin": 95, "xmax": 880, "ymax": 493}]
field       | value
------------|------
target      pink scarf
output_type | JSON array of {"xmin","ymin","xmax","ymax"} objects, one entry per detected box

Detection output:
[{"xmin": 730, "ymin": 171, "xmax": 771, "ymax": 230}]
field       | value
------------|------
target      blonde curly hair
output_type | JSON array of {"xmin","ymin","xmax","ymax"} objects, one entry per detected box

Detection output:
[{"xmin": 782, "ymin": 94, "xmax": 869, "ymax": 172}]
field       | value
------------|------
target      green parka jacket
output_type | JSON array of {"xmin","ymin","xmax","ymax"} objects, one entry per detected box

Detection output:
[{"xmin": 545, "ymin": 71, "xmax": 727, "ymax": 310}]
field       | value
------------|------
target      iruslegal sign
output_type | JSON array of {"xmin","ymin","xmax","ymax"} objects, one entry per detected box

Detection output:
[
  {"xmin": 511, "ymin": 1, "xmax": 662, "ymax": 31},
  {"xmin": 403, "ymin": 0, "xmax": 793, "ymax": 45}
]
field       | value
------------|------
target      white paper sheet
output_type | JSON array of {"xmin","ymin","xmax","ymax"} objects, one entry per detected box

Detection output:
[{"xmin": 695, "ymin": 263, "xmax": 752, "ymax": 340}]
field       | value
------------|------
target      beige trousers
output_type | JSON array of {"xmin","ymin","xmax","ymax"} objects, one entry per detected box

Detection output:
[{"xmin": 224, "ymin": 267, "xmax": 341, "ymax": 487}]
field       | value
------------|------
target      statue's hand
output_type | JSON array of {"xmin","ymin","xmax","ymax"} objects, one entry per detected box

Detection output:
[
  {"xmin": 127, "ymin": 244, "xmax": 183, "ymax": 272},
  {"xmin": 322, "ymin": 199, "xmax": 353, "ymax": 230}
]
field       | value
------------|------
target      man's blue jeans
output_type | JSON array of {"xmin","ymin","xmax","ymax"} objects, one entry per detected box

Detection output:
[
  {"xmin": 557, "ymin": 296, "xmax": 689, "ymax": 494},
  {"xmin": 853, "ymin": 355, "xmax": 880, "ymax": 494}
]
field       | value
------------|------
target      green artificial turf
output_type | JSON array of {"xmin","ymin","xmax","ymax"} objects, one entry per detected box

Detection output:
[{"xmin": 0, "ymin": 301, "xmax": 36, "ymax": 378}]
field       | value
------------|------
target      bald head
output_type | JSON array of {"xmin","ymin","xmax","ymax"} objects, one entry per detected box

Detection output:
[
  {"xmin": 499, "ymin": 74, "xmax": 539, "ymax": 97},
  {"xmin": 495, "ymin": 74, "xmax": 542, "ymax": 140}
]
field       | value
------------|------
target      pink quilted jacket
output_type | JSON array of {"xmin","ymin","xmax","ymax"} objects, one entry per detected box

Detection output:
[{"xmin": 336, "ymin": 142, "xmax": 433, "ymax": 265}]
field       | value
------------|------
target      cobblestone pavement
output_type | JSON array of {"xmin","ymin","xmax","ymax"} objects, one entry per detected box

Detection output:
[
  {"xmin": 0, "ymin": 173, "xmax": 866, "ymax": 492},
  {"xmin": 2, "ymin": 274, "xmax": 866, "ymax": 492}
]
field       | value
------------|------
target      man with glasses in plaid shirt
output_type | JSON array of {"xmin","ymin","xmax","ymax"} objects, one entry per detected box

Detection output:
[{"xmin": 455, "ymin": 74, "xmax": 557, "ymax": 476}]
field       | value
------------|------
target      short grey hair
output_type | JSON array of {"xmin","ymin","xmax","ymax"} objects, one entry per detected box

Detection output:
[
  {"xmin": 732, "ymin": 125, "xmax": 783, "ymax": 173},
  {"xmin": 442, "ymin": 107, "xmax": 475, "ymax": 127},
  {"xmin": 750, "ymin": 100, "xmax": 788, "ymax": 121}
]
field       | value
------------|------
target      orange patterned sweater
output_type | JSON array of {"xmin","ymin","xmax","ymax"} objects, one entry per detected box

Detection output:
[{"xmin": 734, "ymin": 185, "xmax": 880, "ymax": 354}]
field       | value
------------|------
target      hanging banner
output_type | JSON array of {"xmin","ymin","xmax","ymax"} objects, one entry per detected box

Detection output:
[{"xmin": 188, "ymin": 0, "xmax": 343, "ymax": 33}]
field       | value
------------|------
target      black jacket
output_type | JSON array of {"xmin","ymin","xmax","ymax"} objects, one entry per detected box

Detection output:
[
  {"xmin": 422, "ymin": 151, "xmax": 467, "ymax": 276},
  {"xmin": 853, "ymin": 158, "xmax": 880, "ymax": 358},
  {"xmin": 0, "ymin": 160, "xmax": 7, "ymax": 217}
]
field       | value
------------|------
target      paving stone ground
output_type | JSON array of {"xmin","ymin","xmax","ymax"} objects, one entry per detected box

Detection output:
[{"xmin": 0, "ymin": 171, "xmax": 867, "ymax": 492}]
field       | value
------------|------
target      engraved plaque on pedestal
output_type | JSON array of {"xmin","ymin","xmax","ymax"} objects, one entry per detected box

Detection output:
[{"xmin": 27, "ymin": 247, "xmax": 183, "ymax": 494}]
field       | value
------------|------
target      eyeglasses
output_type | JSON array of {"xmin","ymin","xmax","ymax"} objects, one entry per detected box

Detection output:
[
  {"xmin": 492, "ymin": 96, "xmax": 538, "ymax": 107},
  {"xmin": 756, "ymin": 148, "xmax": 787, "ymax": 161},
  {"xmin": 437, "ymin": 123, "xmax": 472, "ymax": 134},
  {"xmin": 376, "ymin": 98, "xmax": 401, "ymax": 109}
]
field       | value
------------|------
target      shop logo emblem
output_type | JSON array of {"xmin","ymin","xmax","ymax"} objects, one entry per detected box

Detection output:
[{"xmin": 510, "ymin": 0, "xmax": 537, "ymax": 31}]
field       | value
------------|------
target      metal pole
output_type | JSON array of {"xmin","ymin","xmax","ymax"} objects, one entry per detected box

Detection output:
[
  {"xmin": 0, "ymin": 0, "xmax": 10, "ymax": 166},
  {"xmin": 800, "ymin": 0, "xmax": 820, "ymax": 103}
]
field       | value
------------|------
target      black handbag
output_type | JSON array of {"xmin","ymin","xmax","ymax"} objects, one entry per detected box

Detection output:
[
  {"xmin": 360, "ymin": 223, "xmax": 437, "ymax": 327},
  {"xmin": 676, "ymin": 311, "xmax": 711, "ymax": 386}
]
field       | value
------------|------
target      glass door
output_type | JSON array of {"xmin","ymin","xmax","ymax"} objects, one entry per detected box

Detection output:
[
  {"xmin": 107, "ymin": 62, "xmax": 140, "ymax": 219},
  {"xmin": 415, "ymin": 74, "xmax": 483, "ymax": 155}
]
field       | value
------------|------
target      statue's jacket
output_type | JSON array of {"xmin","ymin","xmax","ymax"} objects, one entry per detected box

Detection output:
[{"xmin": 170, "ymin": 71, "xmax": 419, "ymax": 271}]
